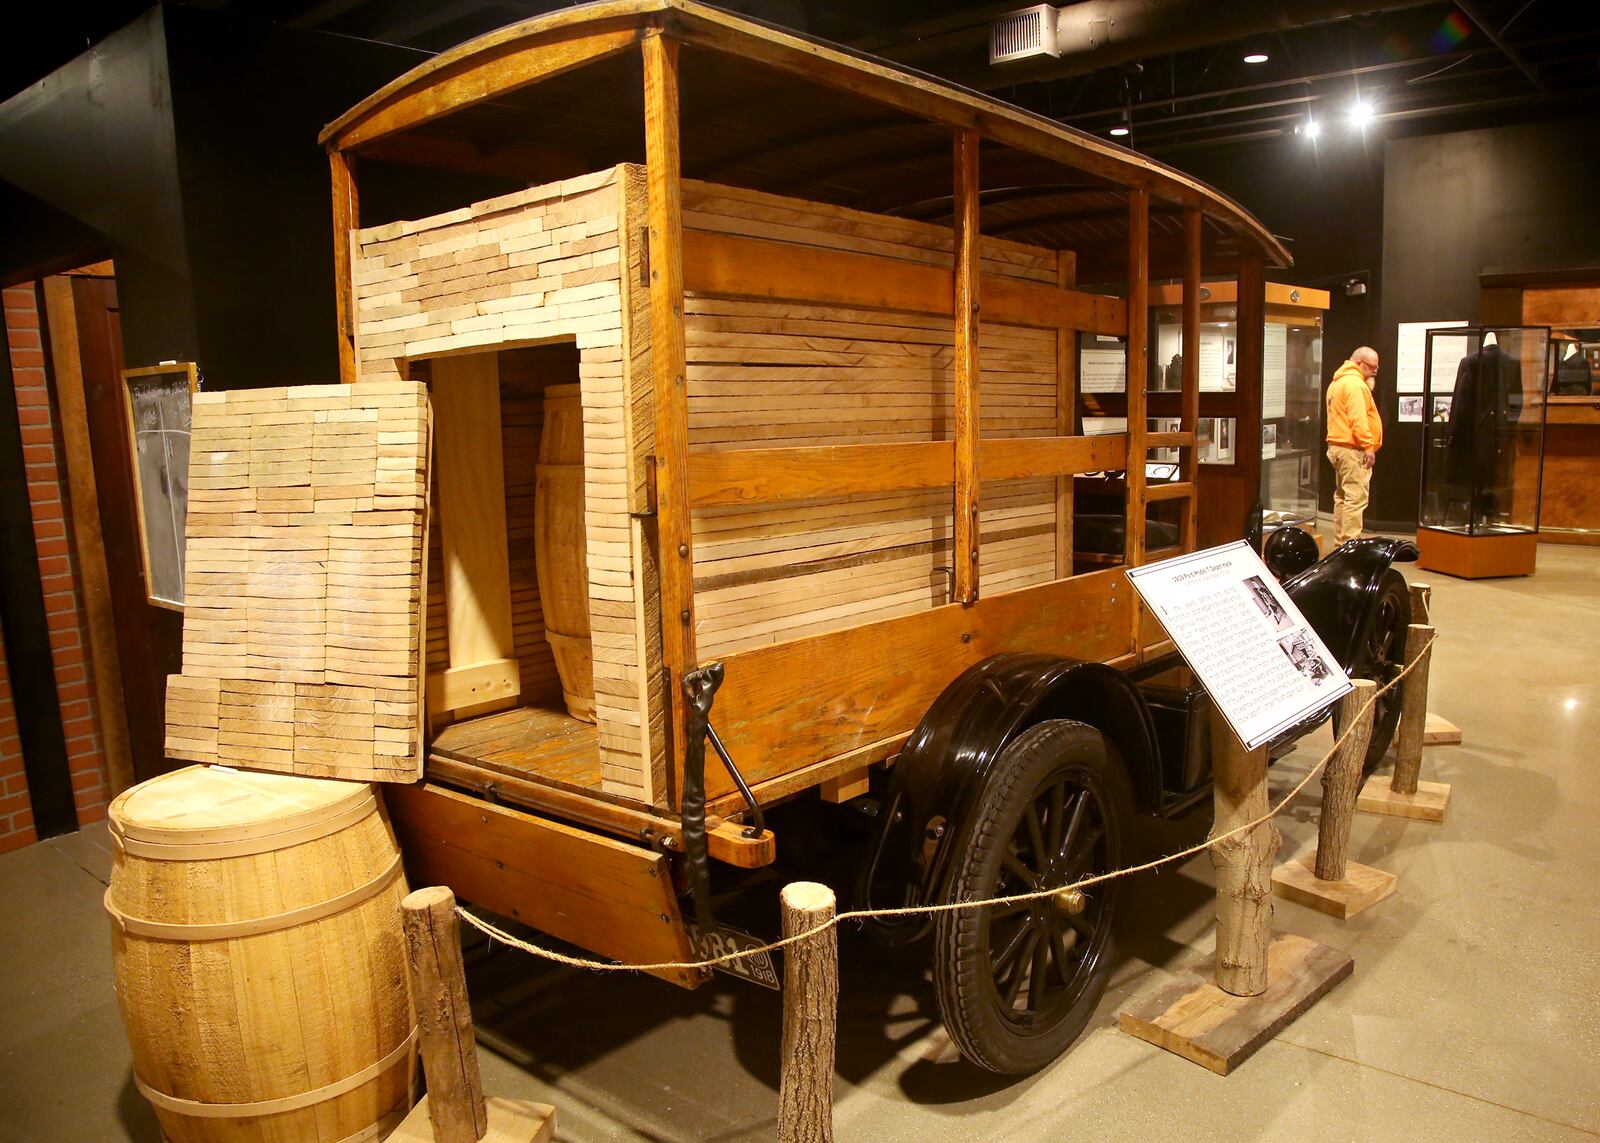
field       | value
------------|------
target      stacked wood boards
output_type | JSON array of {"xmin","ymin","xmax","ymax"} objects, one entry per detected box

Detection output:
[
  {"xmin": 352, "ymin": 167, "xmax": 662, "ymax": 805},
  {"xmin": 679, "ymin": 182, "xmax": 1064, "ymax": 657},
  {"xmin": 164, "ymin": 382, "xmax": 428, "ymax": 781},
  {"xmin": 352, "ymin": 168, "xmax": 627, "ymax": 378}
]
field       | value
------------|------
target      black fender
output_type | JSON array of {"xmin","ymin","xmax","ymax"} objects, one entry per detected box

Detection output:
[
  {"xmin": 856, "ymin": 653, "xmax": 1159, "ymax": 944},
  {"xmin": 1282, "ymin": 536, "xmax": 1418, "ymax": 671}
]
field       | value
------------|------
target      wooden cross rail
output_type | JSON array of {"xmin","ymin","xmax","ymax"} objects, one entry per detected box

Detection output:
[
  {"xmin": 685, "ymin": 435, "xmax": 1128, "ymax": 508},
  {"xmin": 680, "ymin": 231, "xmax": 1127, "ymax": 335}
]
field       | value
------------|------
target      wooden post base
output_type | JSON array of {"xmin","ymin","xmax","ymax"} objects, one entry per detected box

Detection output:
[
  {"xmin": 1118, "ymin": 933, "xmax": 1353, "ymax": 1075},
  {"xmin": 1424, "ymin": 713, "xmax": 1462, "ymax": 746},
  {"xmin": 1356, "ymin": 776, "xmax": 1452, "ymax": 822},
  {"xmin": 389, "ymin": 1095, "xmax": 555, "ymax": 1143},
  {"xmin": 1271, "ymin": 853, "xmax": 1397, "ymax": 919}
]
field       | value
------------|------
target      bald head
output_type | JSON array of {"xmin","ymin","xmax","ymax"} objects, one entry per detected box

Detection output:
[{"xmin": 1352, "ymin": 346, "xmax": 1380, "ymax": 387}]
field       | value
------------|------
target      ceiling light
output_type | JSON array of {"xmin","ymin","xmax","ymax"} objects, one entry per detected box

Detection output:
[
  {"xmin": 1303, "ymin": 118, "xmax": 1321, "ymax": 140},
  {"xmin": 1109, "ymin": 125, "xmax": 1130, "ymax": 137},
  {"xmin": 1110, "ymin": 106, "xmax": 1131, "ymax": 137},
  {"xmin": 1243, "ymin": 52, "xmax": 1269, "ymax": 64},
  {"xmin": 1349, "ymin": 99, "xmax": 1374, "ymax": 128}
]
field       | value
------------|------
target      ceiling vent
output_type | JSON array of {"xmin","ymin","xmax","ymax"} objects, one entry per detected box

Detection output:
[{"xmin": 990, "ymin": 5, "xmax": 1063, "ymax": 64}]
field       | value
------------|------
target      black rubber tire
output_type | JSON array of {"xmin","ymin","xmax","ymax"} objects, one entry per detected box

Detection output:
[
  {"xmin": 932, "ymin": 720, "xmax": 1133, "ymax": 1075},
  {"xmin": 1339, "ymin": 569, "xmax": 1412, "ymax": 776}
]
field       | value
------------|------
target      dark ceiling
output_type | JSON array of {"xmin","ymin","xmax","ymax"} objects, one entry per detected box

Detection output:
[{"xmin": 6, "ymin": 0, "xmax": 1599, "ymax": 160}]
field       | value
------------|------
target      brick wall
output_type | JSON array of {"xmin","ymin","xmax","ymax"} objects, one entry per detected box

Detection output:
[{"xmin": 1, "ymin": 283, "xmax": 111, "ymax": 848}]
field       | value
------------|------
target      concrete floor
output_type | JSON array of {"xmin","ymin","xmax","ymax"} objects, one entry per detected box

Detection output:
[{"xmin": 2, "ymin": 543, "xmax": 1597, "ymax": 1141}]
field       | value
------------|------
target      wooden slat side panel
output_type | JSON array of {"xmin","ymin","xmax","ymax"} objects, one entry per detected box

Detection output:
[
  {"xmin": 683, "ymin": 296, "xmax": 1062, "ymax": 659},
  {"xmin": 677, "ymin": 171, "xmax": 1097, "ymax": 661},
  {"xmin": 701, "ymin": 569, "xmax": 1132, "ymax": 798},
  {"xmin": 384, "ymin": 783, "xmax": 699, "ymax": 988},
  {"xmin": 682, "ymin": 179, "xmax": 1059, "ymax": 284}
]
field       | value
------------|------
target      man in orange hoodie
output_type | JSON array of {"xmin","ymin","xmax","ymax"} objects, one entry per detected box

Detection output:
[{"xmin": 1325, "ymin": 346, "xmax": 1383, "ymax": 544}]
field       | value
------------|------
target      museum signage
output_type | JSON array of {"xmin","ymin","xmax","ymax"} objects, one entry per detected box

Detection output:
[{"xmin": 1128, "ymin": 541, "xmax": 1351, "ymax": 749}]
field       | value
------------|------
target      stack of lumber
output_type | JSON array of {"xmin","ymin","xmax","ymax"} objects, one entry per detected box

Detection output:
[
  {"xmin": 352, "ymin": 168, "xmax": 625, "ymax": 376},
  {"xmin": 165, "ymin": 381, "xmax": 429, "ymax": 782},
  {"xmin": 353, "ymin": 168, "xmax": 662, "ymax": 804}
]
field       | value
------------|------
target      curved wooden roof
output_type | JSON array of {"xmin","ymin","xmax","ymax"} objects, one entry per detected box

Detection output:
[{"xmin": 322, "ymin": 0, "xmax": 1290, "ymax": 270}]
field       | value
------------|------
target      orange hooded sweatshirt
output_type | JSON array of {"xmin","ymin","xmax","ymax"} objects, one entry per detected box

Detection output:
[{"xmin": 1326, "ymin": 360, "xmax": 1383, "ymax": 451}]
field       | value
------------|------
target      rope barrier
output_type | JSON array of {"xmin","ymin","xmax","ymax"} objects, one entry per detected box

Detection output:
[{"xmin": 456, "ymin": 634, "xmax": 1437, "ymax": 974}]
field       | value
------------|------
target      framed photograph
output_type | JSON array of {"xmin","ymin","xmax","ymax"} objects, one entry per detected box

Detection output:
[{"xmin": 120, "ymin": 362, "xmax": 199, "ymax": 610}]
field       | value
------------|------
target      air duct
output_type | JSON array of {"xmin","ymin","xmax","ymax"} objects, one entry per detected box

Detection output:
[
  {"xmin": 944, "ymin": 0, "xmax": 1439, "ymax": 88},
  {"xmin": 990, "ymin": 6, "xmax": 1063, "ymax": 64}
]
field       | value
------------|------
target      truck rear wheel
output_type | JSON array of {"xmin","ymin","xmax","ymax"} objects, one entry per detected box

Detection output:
[{"xmin": 932, "ymin": 720, "xmax": 1132, "ymax": 1074}]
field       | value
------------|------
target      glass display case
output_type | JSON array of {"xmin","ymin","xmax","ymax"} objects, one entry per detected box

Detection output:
[
  {"xmin": 1148, "ymin": 286, "xmax": 1324, "ymax": 523},
  {"xmin": 1262, "ymin": 321, "xmax": 1324, "ymax": 528},
  {"xmin": 1417, "ymin": 325, "xmax": 1549, "ymax": 578}
]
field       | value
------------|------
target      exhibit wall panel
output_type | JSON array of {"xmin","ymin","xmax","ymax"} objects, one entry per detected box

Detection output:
[{"xmin": 1379, "ymin": 115, "xmax": 1600, "ymax": 528}]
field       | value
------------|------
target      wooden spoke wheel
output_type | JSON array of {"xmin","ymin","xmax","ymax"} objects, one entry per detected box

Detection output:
[
  {"xmin": 933, "ymin": 720, "xmax": 1132, "ymax": 1074},
  {"xmin": 1344, "ymin": 569, "xmax": 1411, "ymax": 775}
]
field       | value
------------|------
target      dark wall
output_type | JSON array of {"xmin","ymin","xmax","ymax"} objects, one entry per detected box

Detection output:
[
  {"xmin": 0, "ymin": 183, "xmax": 110, "ymax": 285},
  {"xmin": 0, "ymin": 9, "xmax": 200, "ymax": 368},
  {"xmin": 0, "ymin": 7, "xmax": 429, "ymax": 391},
  {"xmin": 162, "ymin": 9, "xmax": 428, "ymax": 389},
  {"xmin": 1375, "ymin": 114, "xmax": 1600, "ymax": 525},
  {"xmin": 1174, "ymin": 136, "xmax": 1386, "ymax": 517}
]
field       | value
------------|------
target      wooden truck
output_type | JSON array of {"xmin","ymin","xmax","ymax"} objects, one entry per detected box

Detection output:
[{"xmin": 165, "ymin": 0, "xmax": 1418, "ymax": 1076}]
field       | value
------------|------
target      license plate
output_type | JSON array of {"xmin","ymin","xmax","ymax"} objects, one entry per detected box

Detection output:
[{"xmin": 689, "ymin": 923, "xmax": 780, "ymax": 990}]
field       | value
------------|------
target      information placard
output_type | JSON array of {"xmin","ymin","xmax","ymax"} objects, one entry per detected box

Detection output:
[
  {"xmin": 1396, "ymin": 320, "xmax": 1467, "ymax": 394},
  {"xmin": 1127, "ymin": 541, "xmax": 1350, "ymax": 750}
]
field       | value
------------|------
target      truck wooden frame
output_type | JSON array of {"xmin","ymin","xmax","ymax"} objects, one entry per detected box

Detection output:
[{"xmin": 308, "ymin": 0, "xmax": 1416, "ymax": 1073}]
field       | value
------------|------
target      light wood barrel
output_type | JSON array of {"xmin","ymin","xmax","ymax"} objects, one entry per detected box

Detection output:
[
  {"xmin": 535, "ymin": 383, "xmax": 596, "ymax": 723},
  {"xmin": 106, "ymin": 765, "xmax": 415, "ymax": 1143}
]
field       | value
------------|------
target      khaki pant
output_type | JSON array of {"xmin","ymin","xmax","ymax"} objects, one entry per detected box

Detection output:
[{"xmin": 1327, "ymin": 444, "xmax": 1371, "ymax": 544}]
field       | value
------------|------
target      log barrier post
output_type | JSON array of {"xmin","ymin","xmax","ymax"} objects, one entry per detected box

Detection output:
[
  {"xmin": 1314, "ymin": 680, "xmax": 1376, "ymax": 881},
  {"xmin": 1208, "ymin": 719, "xmax": 1280, "ymax": 996},
  {"xmin": 778, "ymin": 882, "xmax": 837, "ymax": 1143},
  {"xmin": 1407, "ymin": 582, "xmax": 1431, "ymax": 625},
  {"xmin": 1390, "ymin": 624, "xmax": 1435, "ymax": 796},
  {"xmin": 402, "ymin": 887, "xmax": 488, "ymax": 1143}
]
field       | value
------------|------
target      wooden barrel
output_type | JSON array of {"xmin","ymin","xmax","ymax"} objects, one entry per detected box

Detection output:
[
  {"xmin": 105, "ymin": 765, "xmax": 415, "ymax": 1143},
  {"xmin": 535, "ymin": 382, "xmax": 596, "ymax": 723}
]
